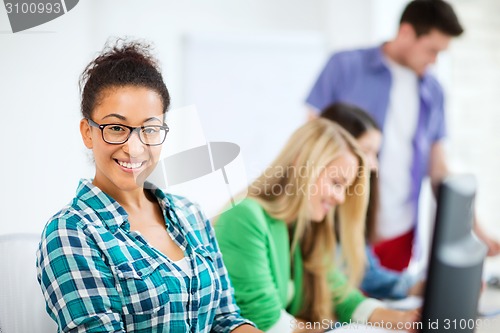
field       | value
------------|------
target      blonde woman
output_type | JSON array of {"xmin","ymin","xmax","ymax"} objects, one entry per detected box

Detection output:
[{"xmin": 215, "ymin": 119, "xmax": 418, "ymax": 332}]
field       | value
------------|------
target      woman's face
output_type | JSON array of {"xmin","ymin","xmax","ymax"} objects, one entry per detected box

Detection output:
[
  {"xmin": 80, "ymin": 86, "xmax": 164, "ymax": 195},
  {"xmin": 309, "ymin": 151, "xmax": 359, "ymax": 222},
  {"xmin": 356, "ymin": 129, "xmax": 382, "ymax": 172}
]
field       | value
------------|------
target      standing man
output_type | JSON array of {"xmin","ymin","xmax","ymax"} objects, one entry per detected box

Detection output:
[{"xmin": 306, "ymin": 0, "xmax": 500, "ymax": 271}]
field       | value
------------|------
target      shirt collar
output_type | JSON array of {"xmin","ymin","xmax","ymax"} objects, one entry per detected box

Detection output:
[
  {"xmin": 371, "ymin": 44, "xmax": 434, "ymax": 81},
  {"xmin": 367, "ymin": 45, "xmax": 389, "ymax": 72},
  {"xmin": 75, "ymin": 179, "xmax": 173, "ymax": 232}
]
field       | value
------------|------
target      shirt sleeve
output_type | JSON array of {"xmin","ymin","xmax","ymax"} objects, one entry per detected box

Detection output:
[
  {"xmin": 433, "ymin": 107, "xmax": 446, "ymax": 143},
  {"xmin": 36, "ymin": 216, "xmax": 125, "ymax": 333},
  {"xmin": 361, "ymin": 247, "xmax": 418, "ymax": 300},
  {"xmin": 305, "ymin": 53, "xmax": 343, "ymax": 113},
  {"xmin": 196, "ymin": 205, "xmax": 255, "ymax": 333},
  {"xmin": 427, "ymin": 77, "xmax": 447, "ymax": 143},
  {"xmin": 266, "ymin": 309, "xmax": 295, "ymax": 333},
  {"xmin": 350, "ymin": 298, "xmax": 385, "ymax": 323},
  {"xmin": 215, "ymin": 202, "xmax": 284, "ymax": 331},
  {"xmin": 329, "ymin": 269, "xmax": 368, "ymax": 324}
]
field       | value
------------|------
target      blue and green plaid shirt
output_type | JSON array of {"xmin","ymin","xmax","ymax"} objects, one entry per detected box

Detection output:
[{"xmin": 36, "ymin": 179, "xmax": 253, "ymax": 332}]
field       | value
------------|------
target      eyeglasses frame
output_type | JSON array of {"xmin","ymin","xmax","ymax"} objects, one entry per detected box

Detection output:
[{"xmin": 86, "ymin": 118, "xmax": 169, "ymax": 146}]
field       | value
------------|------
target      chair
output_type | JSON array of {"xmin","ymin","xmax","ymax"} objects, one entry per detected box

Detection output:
[{"xmin": 0, "ymin": 233, "xmax": 57, "ymax": 333}]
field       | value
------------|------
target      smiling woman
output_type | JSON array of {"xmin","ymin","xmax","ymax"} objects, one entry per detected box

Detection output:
[
  {"xmin": 35, "ymin": 39, "xmax": 260, "ymax": 333},
  {"xmin": 215, "ymin": 119, "xmax": 421, "ymax": 332}
]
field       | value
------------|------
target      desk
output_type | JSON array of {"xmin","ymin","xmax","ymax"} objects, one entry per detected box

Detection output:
[
  {"xmin": 476, "ymin": 287, "xmax": 500, "ymax": 333},
  {"xmin": 382, "ymin": 287, "xmax": 500, "ymax": 332},
  {"xmin": 478, "ymin": 257, "xmax": 500, "ymax": 333}
]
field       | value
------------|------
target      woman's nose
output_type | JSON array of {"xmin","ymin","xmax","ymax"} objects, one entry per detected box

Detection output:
[{"xmin": 122, "ymin": 131, "xmax": 145, "ymax": 156}]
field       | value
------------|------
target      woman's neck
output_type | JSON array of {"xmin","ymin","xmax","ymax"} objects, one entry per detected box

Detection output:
[
  {"xmin": 92, "ymin": 178, "xmax": 153, "ymax": 212},
  {"xmin": 115, "ymin": 189, "xmax": 154, "ymax": 213}
]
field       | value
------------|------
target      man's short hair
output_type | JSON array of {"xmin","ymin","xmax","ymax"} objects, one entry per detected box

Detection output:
[{"xmin": 400, "ymin": 0, "xmax": 464, "ymax": 37}]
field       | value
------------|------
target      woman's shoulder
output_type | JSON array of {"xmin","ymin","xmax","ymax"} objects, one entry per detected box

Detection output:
[
  {"xmin": 163, "ymin": 193, "xmax": 268, "ymax": 227},
  {"xmin": 146, "ymin": 183, "xmax": 205, "ymax": 222},
  {"xmin": 215, "ymin": 198, "xmax": 273, "ymax": 234},
  {"xmin": 159, "ymin": 193, "xmax": 217, "ymax": 247},
  {"xmin": 42, "ymin": 198, "xmax": 97, "ymax": 238},
  {"xmin": 166, "ymin": 193, "xmax": 201, "ymax": 213},
  {"xmin": 227, "ymin": 197, "xmax": 264, "ymax": 212},
  {"xmin": 164, "ymin": 193, "xmax": 207, "ymax": 225},
  {"xmin": 41, "ymin": 182, "xmax": 122, "ymax": 241},
  {"xmin": 43, "ymin": 179, "xmax": 122, "ymax": 234},
  {"xmin": 219, "ymin": 197, "xmax": 266, "ymax": 218}
]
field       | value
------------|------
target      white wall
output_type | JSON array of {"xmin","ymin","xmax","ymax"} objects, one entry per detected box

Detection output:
[
  {"xmin": 448, "ymin": 0, "xmax": 500, "ymax": 259},
  {"xmin": 0, "ymin": 3, "xmax": 95, "ymax": 235},
  {"xmin": 86, "ymin": 0, "xmax": 332, "ymax": 111}
]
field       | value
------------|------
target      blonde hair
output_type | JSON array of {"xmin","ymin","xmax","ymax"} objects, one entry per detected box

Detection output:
[{"xmin": 248, "ymin": 118, "xmax": 369, "ymax": 322}]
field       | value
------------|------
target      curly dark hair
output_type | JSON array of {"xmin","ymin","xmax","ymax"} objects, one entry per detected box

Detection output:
[{"xmin": 79, "ymin": 38, "xmax": 170, "ymax": 119}]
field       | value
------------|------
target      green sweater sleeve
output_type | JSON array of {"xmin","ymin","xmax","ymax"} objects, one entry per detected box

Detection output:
[
  {"xmin": 329, "ymin": 269, "xmax": 367, "ymax": 324},
  {"xmin": 214, "ymin": 200, "xmax": 283, "ymax": 331}
]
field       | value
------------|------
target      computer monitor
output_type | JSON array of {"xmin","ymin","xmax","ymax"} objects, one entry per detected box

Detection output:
[{"xmin": 420, "ymin": 175, "xmax": 488, "ymax": 332}]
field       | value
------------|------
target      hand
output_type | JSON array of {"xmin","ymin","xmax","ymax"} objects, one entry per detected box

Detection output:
[
  {"xmin": 484, "ymin": 237, "xmax": 500, "ymax": 257},
  {"xmin": 408, "ymin": 280, "xmax": 426, "ymax": 296},
  {"xmin": 474, "ymin": 223, "xmax": 500, "ymax": 256},
  {"xmin": 231, "ymin": 324, "xmax": 264, "ymax": 333},
  {"xmin": 369, "ymin": 307, "xmax": 421, "ymax": 332},
  {"xmin": 399, "ymin": 309, "xmax": 421, "ymax": 333}
]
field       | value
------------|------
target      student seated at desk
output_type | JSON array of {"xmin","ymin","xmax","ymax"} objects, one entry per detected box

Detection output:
[
  {"xmin": 215, "ymin": 119, "xmax": 419, "ymax": 332},
  {"xmin": 36, "ymin": 39, "xmax": 260, "ymax": 333},
  {"xmin": 320, "ymin": 103, "xmax": 425, "ymax": 300}
]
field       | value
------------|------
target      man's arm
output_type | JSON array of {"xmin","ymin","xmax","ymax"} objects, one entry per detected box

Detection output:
[
  {"xmin": 428, "ymin": 142, "xmax": 449, "ymax": 195},
  {"xmin": 429, "ymin": 142, "xmax": 500, "ymax": 256},
  {"xmin": 474, "ymin": 220, "xmax": 500, "ymax": 256}
]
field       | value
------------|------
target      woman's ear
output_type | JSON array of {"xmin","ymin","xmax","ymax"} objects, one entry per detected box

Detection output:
[{"xmin": 80, "ymin": 118, "xmax": 93, "ymax": 149}]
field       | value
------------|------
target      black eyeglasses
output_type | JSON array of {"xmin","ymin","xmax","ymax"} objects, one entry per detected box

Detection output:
[{"xmin": 87, "ymin": 118, "xmax": 169, "ymax": 146}]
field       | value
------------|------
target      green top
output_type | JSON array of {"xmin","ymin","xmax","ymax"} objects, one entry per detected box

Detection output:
[{"xmin": 215, "ymin": 198, "xmax": 366, "ymax": 331}]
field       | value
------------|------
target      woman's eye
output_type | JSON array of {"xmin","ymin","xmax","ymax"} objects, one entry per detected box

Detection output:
[
  {"xmin": 109, "ymin": 125, "xmax": 125, "ymax": 132},
  {"xmin": 143, "ymin": 127, "xmax": 159, "ymax": 134}
]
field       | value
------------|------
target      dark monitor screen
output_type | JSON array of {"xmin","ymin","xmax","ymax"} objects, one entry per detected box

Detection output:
[{"xmin": 420, "ymin": 175, "xmax": 488, "ymax": 332}]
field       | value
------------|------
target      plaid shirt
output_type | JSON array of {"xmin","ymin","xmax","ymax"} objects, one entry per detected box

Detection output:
[{"xmin": 36, "ymin": 179, "xmax": 253, "ymax": 332}]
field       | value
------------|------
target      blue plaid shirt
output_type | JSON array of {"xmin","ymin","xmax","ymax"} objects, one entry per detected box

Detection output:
[{"xmin": 36, "ymin": 179, "xmax": 253, "ymax": 332}]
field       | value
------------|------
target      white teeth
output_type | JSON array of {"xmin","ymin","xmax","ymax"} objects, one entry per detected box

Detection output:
[{"xmin": 117, "ymin": 160, "xmax": 143, "ymax": 169}]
